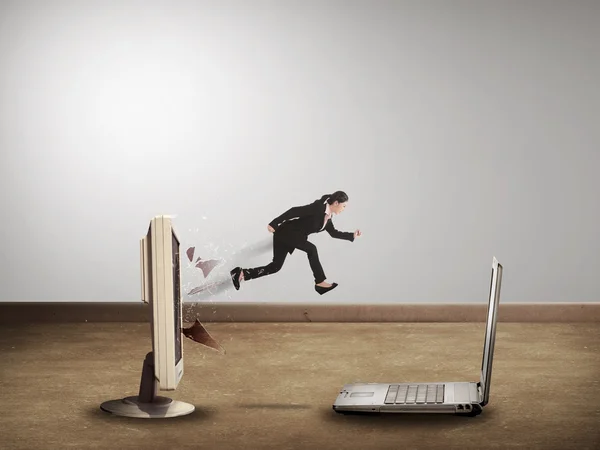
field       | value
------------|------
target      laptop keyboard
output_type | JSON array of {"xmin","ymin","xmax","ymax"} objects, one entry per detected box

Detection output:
[{"xmin": 384, "ymin": 384, "xmax": 445, "ymax": 404}]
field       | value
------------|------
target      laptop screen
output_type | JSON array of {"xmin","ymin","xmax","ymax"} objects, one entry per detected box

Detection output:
[{"xmin": 480, "ymin": 259, "xmax": 502, "ymax": 405}]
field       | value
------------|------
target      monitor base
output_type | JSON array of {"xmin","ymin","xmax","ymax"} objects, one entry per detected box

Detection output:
[
  {"xmin": 101, "ymin": 396, "xmax": 195, "ymax": 418},
  {"xmin": 100, "ymin": 351, "xmax": 195, "ymax": 419}
]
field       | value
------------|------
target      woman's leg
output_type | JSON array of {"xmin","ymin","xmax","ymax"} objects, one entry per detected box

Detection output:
[
  {"xmin": 294, "ymin": 240, "xmax": 328, "ymax": 285},
  {"xmin": 231, "ymin": 238, "xmax": 289, "ymax": 289}
]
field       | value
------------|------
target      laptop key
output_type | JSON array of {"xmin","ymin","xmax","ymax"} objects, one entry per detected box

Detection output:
[
  {"xmin": 406, "ymin": 385, "xmax": 418, "ymax": 403},
  {"xmin": 416, "ymin": 384, "xmax": 427, "ymax": 403},
  {"xmin": 385, "ymin": 385, "xmax": 399, "ymax": 404},
  {"xmin": 436, "ymin": 384, "xmax": 445, "ymax": 403},
  {"xmin": 395, "ymin": 385, "xmax": 409, "ymax": 404},
  {"xmin": 426, "ymin": 385, "xmax": 437, "ymax": 403}
]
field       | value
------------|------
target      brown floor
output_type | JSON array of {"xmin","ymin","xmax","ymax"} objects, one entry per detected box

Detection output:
[{"xmin": 1, "ymin": 322, "xmax": 599, "ymax": 450}]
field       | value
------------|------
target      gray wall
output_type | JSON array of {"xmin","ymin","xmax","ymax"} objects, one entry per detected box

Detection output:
[{"xmin": 1, "ymin": 0, "xmax": 598, "ymax": 303}]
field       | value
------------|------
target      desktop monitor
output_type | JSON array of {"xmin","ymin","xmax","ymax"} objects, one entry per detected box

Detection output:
[
  {"xmin": 100, "ymin": 215, "xmax": 194, "ymax": 418},
  {"xmin": 140, "ymin": 215, "xmax": 184, "ymax": 390}
]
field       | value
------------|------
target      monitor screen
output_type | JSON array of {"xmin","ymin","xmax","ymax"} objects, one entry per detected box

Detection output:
[{"xmin": 172, "ymin": 231, "xmax": 182, "ymax": 365}]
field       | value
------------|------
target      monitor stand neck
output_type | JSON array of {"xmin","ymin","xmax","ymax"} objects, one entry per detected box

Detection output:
[{"xmin": 138, "ymin": 352, "xmax": 159, "ymax": 403}]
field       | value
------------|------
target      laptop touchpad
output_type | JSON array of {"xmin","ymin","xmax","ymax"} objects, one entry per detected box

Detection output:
[{"xmin": 350, "ymin": 392, "xmax": 375, "ymax": 397}]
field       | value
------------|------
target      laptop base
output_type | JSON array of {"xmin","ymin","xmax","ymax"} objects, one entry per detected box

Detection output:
[
  {"xmin": 332, "ymin": 381, "xmax": 484, "ymax": 416},
  {"xmin": 333, "ymin": 404, "xmax": 483, "ymax": 417}
]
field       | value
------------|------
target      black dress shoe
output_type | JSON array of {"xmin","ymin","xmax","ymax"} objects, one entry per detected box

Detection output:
[
  {"xmin": 315, "ymin": 283, "xmax": 338, "ymax": 295},
  {"xmin": 230, "ymin": 267, "xmax": 242, "ymax": 290}
]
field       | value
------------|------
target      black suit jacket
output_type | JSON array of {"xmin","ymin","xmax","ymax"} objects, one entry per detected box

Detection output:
[{"xmin": 268, "ymin": 194, "xmax": 354, "ymax": 252}]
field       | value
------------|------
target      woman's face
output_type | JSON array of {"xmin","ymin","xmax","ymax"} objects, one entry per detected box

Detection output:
[{"xmin": 331, "ymin": 201, "xmax": 347, "ymax": 215}]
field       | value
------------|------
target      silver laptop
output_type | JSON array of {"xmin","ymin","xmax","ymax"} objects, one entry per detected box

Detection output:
[{"xmin": 332, "ymin": 257, "xmax": 503, "ymax": 417}]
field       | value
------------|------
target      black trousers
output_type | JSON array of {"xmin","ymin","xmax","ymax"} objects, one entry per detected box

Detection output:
[{"xmin": 242, "ymin": 236, "xmax": 326, "ymax": 284}]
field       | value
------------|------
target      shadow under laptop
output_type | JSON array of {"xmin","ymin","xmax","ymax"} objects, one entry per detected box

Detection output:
[
  {"xmin": 319, "ymin": 406, "xmax": 497, "ymax": 429},
  {"xmin": 238, "ymin": 403, "xmax": 312, "ymax": 410}
]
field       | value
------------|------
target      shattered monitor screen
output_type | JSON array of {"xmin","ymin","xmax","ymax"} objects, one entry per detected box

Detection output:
[{"xmin": 172, "ymin": 231, "xmax": 182, "ymax": 365}]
